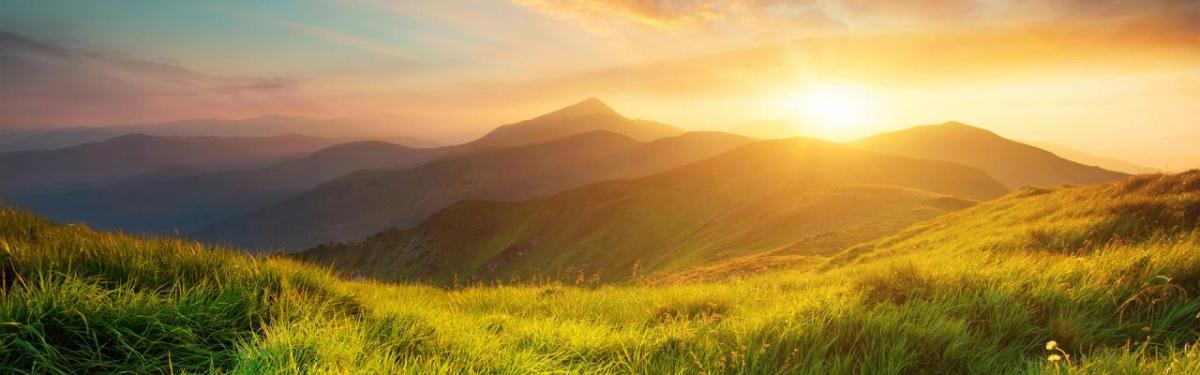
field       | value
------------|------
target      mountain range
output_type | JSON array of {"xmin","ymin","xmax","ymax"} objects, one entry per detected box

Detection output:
[
  {"xmin": 23, "ymin": 140, "xmax": 442, "ymax": 233},
  {"xmin": 199, "ymin": 130, "xmax": 752, "ymax": 251},
  {"xmin": 2, "ymin": 98, "xmax": 1133, "ymax": 280},
  {"xmin": 297, "ymin": 137, "xmax": 1010, "ymax": 282},
  {"xmin": 0, "ymin": 114, "xmax": 440, "ymax": 153},
  {"xmin": 14, "ymin": 98, "xmax": 698, "ymax": 239},
  {"xmin": 853, "ymin": 122, "xmax": 1128, "ymax": 188},
  {"xmin": 0, "ymin": 134, "xmax": 347, "ymax": 196}
]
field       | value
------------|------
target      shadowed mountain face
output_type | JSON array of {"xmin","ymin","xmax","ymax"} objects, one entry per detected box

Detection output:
[
  {"xmin": 852, "ymin": 122, "xmax": 1128, "ymax": 188},
  {"xmin": 24, "ymin": 141, "xmax": 443, "ymax": 234},
  {"xmin": 0, "ymin": 134, "xmax": 348, "ymax": 196},
  {"xmin": 466, "ymin": 98, "xmax": 683, "ymax": 147},
  {"xmin": 200, "ymin": 131, "xmax": 755, "ymax": 251},
  {"xmin": 296, "ymin": 138, "xmax": 1009, "ymax": 283}
]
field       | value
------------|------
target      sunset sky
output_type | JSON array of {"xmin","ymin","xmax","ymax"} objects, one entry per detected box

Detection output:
[{"xmin": 2, "ymin": 0, "xmax": 1198, "ymax": 168}]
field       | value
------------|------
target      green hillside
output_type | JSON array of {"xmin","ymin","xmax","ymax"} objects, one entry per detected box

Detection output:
[
  {"xmin": 298, "ymin": 137, "xmax": 1008, "ymax": 283},
  {"xmin": 4, "ymin": 172, "xmax": 1200, "ymax": 373}
]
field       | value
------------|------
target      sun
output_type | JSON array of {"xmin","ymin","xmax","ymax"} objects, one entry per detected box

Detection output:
[{"xmin": 791, "ymin": 84, "xmax": 879, "ymax": 139}]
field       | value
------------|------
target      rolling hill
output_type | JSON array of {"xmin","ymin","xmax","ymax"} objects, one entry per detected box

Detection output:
[
  {"xmin": 297, "ymin": 137, "xmax": 1008, "ymax": 282},
  {"xmin": 853, "ymin": 122, "xmax": 1128, "ymax": 188},
  {"xmin": 200, "ymin": 131, "xmax": 754, "ymax": 251},
  {"xmin": 25, "ymin": 141, "xmax": 443, "ymax": 234},
  {"xmin": 0, "ymin": 134, "xmax": 348, "ymax": 197},
  {"xmin": 6, "ymin": 172, "xmax": 1198, "ymax": 373}
]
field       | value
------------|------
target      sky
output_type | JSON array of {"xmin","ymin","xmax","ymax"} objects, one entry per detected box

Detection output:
[{"xmin": 1, "ymin": 0, "xmax": 1198, "ymax": 168}]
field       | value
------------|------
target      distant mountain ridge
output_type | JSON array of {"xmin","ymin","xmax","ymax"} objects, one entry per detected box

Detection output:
[
  {"xmin": 0, "ymin": 114, "xmax": 440, "ymax": 153},
  {"xmin": 25, "ymin": 140, "xmax": 443, "ymax": 234},
  {"xmin": 853, "ymin": 122, "xmax": 1128, "ymax": 188},
  {"xmin": 199, "ymin": 130, "xmax": 754, "ymax": 251},
  {"xmin": 0, "ymin": 134, "xmax": 347, "ymax": 196},
  {"xmin": 25, "ymin": 98, "xmax": 697, "ymax": 238},
  {"xmin": 297, "ymin": 137, "xmax": 1009, "ymax": 283},
  {"xmin": 1024, "ymin": 141, "xmax": 1160, "ymax": 174}
]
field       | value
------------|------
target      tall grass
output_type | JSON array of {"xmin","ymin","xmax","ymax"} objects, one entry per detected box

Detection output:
[{"xmin": 2, "ymin": 172, "xmax": 1199, "ymax": 373}]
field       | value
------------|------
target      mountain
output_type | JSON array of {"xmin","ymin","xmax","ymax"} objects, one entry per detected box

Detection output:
[
  {"xmin": 25, "ymin": 141, "xmax": 444, "ymax": 234},
  {"xmin": 19, "ymin": 98, "xmax": 691, "ymax": 237},
  {"xmin": 852, "ymin": 122, "xmax": 1128, "ymax": 188},
  {"xmin": 0, "ymin": 115, "xmax": 440, "ymax": 153},
  {"xmin": 296, "ymin": 137, "xmax": 1008, "ymax": 282},
  {"xmin": 1024, "ymin": 141, "xmax": 1160, "ymax": 174},
  {"xmin": 0, "ymin": 134, "xmax": 348, "ymax": 197},
  {"xmin": 200, "ymin": 131, "xmax": 754, "ymax": 251},
  {"xmin": 466, "ymin": 98, "xmax": 683, "ymax": 147}
]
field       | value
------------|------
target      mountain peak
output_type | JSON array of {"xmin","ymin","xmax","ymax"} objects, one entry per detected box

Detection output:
[{"xmin": 535, "ymin": 97, "xmax": 618, "ymax": 120}]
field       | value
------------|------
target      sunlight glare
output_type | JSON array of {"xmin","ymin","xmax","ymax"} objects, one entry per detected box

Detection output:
[{"xmin": 792, "ymin": 84, "xmax": 880, "ymax": 140}]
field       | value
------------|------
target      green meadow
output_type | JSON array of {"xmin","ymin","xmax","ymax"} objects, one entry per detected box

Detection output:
[{"xmin": 3, "ymin": 172, "xmax": 1200, "ymax": 374}]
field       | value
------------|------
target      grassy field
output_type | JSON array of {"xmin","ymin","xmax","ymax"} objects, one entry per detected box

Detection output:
[{"xmin": 3, "ymin": 172, "xmax": 1199, "ymax": 373}]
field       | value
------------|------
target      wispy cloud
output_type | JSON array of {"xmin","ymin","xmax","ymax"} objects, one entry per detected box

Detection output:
[
  {"xmin": 512, "ymin": 0, "xmax": 734, "ymax": 30},
  {"xmin": 511, "ymin": 0, "xmax": 1200, "ymax": 33},
  {"xmin": 273, "ymin": 19, "xmax": 417, "ymax": 62},
  {"xmin": 0, "ymin": 30, "xmax": 313, "ymax": 126}
]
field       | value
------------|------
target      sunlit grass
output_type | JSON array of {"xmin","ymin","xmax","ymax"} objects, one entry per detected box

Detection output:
[{"xmin": 2, "ymin": 172, "xmax": 1199, "ymax": 373}]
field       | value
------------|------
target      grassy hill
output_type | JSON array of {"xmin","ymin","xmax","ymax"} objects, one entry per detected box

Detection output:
[
  {"xmin": 199, "ymin": 131, "xmax": 753, "ymax": 251},
  {"xmin": 853, "ymin": 122, "xmax": 1128, "ymax": 188},
  {"xmin": 4, "ymin": 172, "xmax": 1200, "ymax": 373},
  {"xmin": 298, "ymin": 138, "xmax": 1008, "ymax": 283}
]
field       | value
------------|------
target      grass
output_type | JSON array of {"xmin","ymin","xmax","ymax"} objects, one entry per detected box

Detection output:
[{"xmin": 2, "ymin": 171, "xmax": 1200, "ymax": 373}]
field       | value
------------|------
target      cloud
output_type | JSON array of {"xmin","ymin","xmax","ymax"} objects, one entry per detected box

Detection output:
[
  {"xmin": 512, "ymin": 0, "xmax": 734, "ymax": 29},
  {"xmin": 512, "ymin": 0, "xmax": 1200, "ymax": 33},
  {"xmin": 0, "ymin": 30, "xmax": 315, "ymax": 126},
  {"xmin": 274, "ymin": 19, "xmax": 418, "ymax": 62}
]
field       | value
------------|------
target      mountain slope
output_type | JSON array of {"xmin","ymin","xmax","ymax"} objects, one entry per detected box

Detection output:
[
  {"xmin": 26, "ymin": 141, "xmax": 443, "ymax": 234},
  {"xmin": 297, "ymin": 138, "xmax": 1008, "ymax": 282},
  {"xmin": 467, "ymin": 98, "xmax": 683, "ymax": 147},
  {"xmin": 853, "ymin": 122, "xmax": 1128, "ymax": 188},
  {"xmin": 0, "ymin": 134, "xmax": 346, "ymax": 196},
  {"xmin": 201, "ymin": 131, "xmax": 754, "ymax": 251}
]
